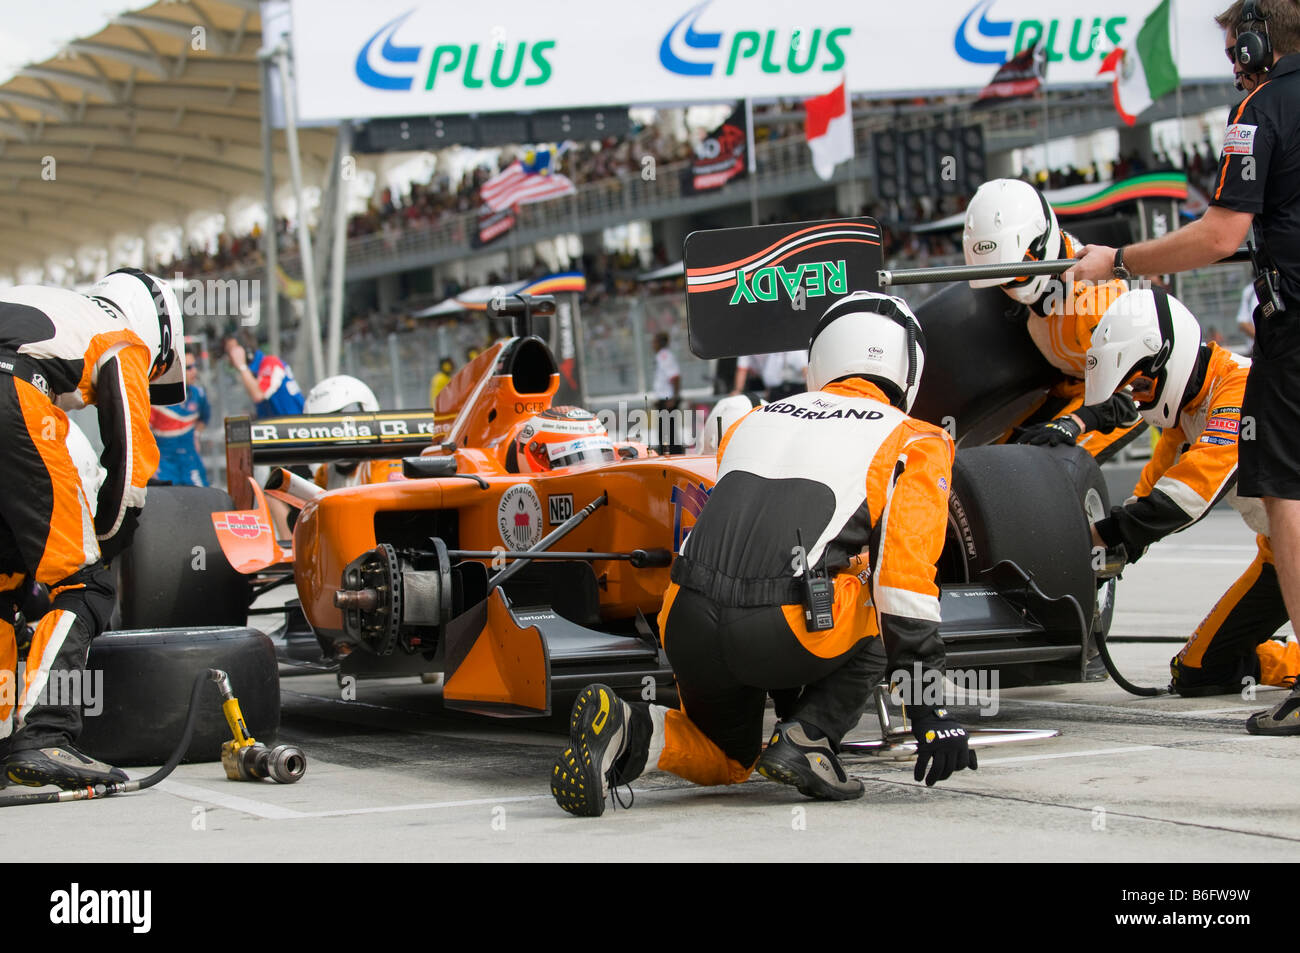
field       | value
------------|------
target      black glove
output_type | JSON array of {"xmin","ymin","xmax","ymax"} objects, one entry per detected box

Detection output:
[
  {"xmin": 911, "ymin": 707, "xmax": 977, "ymax": 786},
  {"xmin": 98, "ymin": 508, "xmax": 141, "ymax": 564},
  {"xmin": 1017, "ymin": 416, "xmax": 1082, "ymax": 447}
]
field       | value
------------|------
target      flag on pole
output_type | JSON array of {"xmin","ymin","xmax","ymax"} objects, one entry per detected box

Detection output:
[
  {"xmin": 480, "ymin": 156, "xmax": 577, "ymax": 212},
  {"xmin": 976, "ymin": 41, "xmax": 1046, "ymax": 102},
  {"xmin": 1098, "ymin": 0, "xmax": 1180, "ymax": 126},
  {"xmin": 804, "ymin": 80, "xmax": 853, "ymax": 182},
  {"xmin": 686, "ymin": 103, "xmax": 749, "ymax": 193}
]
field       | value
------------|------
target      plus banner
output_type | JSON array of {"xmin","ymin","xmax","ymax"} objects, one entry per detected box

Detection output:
[
  {"xmin": 683, "ymin": 218, "xmax": 882, "ymax": 359},
  {"xmin": 289, "ymin": 0, "xmax": 1230, "ymax": 122}
]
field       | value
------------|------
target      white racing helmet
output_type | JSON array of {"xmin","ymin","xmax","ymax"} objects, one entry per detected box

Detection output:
[
  {"xmin": 963, "ymin": 178, "xmax": 1062, "ymax": 304},
  {"xmin": 305, "ymin": 375, "xmax": 380, "ymax": 414},
  {"xmin": 807, "ymin": 291, "xmax": 926, "ymax": 411},
  {"xmin": 88, "ymin": 269, "xmax": 185, "ymax": 405},
  {"xmin": 696, "ymin": 392, "xmax": 765, "ymax": 454},
  {"xmin": 1085, "ymin": 288, "xmax": 1203, "ymax": 429}
]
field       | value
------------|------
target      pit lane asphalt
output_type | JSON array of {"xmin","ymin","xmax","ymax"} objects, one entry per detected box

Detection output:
[{"xmin": 7, "ymin": 505, "xmax": 1298, "ymax": 862}]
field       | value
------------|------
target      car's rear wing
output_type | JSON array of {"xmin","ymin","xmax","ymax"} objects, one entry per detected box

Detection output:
[{"xmin": 224, "ymin": 411, "xmax": 444, "ymax": 509}]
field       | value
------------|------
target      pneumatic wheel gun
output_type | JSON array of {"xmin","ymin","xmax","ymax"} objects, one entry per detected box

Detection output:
[{"xmin": 209, "ymin": 670, "xmax": 307, "ymax": 784}]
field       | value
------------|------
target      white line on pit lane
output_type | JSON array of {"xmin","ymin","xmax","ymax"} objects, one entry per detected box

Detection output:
[
  {"xmin": 977, "ymin": 744, "xmax": 1161, "ymax": 766},
  {"xmin": 154, "ymin": 779, "xmax": 308, "ymax": 819},
  {"xmin": 999, "ymin": 694, "xmax": 1284, "ymax": 718},
  {"xmin": 153, "ymin": 778, "xmax": 557, "ymax": 820}
]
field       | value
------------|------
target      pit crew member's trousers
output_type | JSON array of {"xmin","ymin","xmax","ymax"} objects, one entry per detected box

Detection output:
[
  {"xmin": 647, "ymin": 581, "xmax": 886, "ymax": 786},
  {"xmin": 0, "ymin": 374, "xmax": 114, "ymax": 748},
  {"xmin": 1172, "ymin": 534, "xmax": 1300, "ymax": 692}
]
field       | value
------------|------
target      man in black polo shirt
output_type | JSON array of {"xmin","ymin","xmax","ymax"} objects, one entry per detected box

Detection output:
[{"xmin": 1073, "ymin": 0, "xmax": 1300, "ymax": 734}]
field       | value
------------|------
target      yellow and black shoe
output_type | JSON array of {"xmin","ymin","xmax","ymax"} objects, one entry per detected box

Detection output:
[
  {"xmin": 5, "ymin": 744, "xmax": 129, "ymax": 790},
  {"xmin": 550, "ymin": 684, "xmax": 629, "ymax": 817},
  {"xmin": 756, "ymin": 721, "xmax": 864, "ymax": 801},
  {"xmin": 1246, "ymin": 687, "xmax": 1300, "ymax": 735}
]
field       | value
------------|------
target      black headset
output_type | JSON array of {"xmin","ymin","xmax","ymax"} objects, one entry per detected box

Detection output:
[
  {"xmin": 810, "ymin": 293, "xmax": 927, "ymax": 407},
  {"xmin": 1234, "ymin": 0, "xmax": 1274, "ymax": 72},
  {"xmin": 104, "ymin": 267, "xmax": 175, "ymax": 381}
]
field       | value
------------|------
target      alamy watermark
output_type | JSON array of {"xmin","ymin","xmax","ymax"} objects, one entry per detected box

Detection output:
[
  {"xmin": 0, "ymin": 668, "xmax": 103, "ymax": 716},
  {"xmin": 169, "ymin": 272, "xmax": 260, "ymax": 322},
  {"xmin": 889, "ymin": 662, "xmax": 1000, "ymax": 716}
]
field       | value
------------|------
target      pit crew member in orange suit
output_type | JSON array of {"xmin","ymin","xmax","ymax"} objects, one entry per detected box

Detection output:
[
  {"xmin": 549, "ymin": 292, "xmax": 977, "ymax": 817},
  {"xmin": 0, "ymin": 269, "xmax": 183, "ymax": 789},
  {"xmin": 1084, "ymin": 288, "xmax": 1299, "ymax": 701},
  {"xmin": 964, "ymin": 178, "xmax": 1145, "ymax": 461}
]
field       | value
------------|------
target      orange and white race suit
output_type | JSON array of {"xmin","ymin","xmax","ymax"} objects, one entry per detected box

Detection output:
[
  {"xmin": 0, "ymin": 285, "xmax": 158, "ymax": 749},
  {"xmin": 650, "ymin": 378, "xmax": 954, "ymax": 785}
]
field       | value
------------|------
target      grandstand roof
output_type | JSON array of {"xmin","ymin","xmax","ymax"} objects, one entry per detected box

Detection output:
[{"xmin": 0, "ymin": 0, "xmax": 337, "ymax": 275}]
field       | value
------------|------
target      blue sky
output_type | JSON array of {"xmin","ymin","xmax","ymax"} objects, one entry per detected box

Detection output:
[{"xmin": 0, "ymin": 1, "xmax": 131, "ymax": 79}]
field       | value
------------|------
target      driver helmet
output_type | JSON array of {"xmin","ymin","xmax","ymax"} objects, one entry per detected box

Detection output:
[{"xmin": 509, "ymin": 406, "xmax": 614, "ymax": 473}]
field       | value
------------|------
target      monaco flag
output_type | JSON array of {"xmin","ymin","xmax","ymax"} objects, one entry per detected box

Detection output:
[{"xmin": 804, "ymin": 80, "xmax": 854, "ymax": 181}]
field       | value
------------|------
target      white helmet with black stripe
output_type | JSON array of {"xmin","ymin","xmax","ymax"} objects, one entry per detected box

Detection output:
[
  {"xmin": 963, "ymin": 178, "xmax": 1062, "ymax": 305},
  {"xmin": 807, "ymin": 291, "xmax": 926, "ymax": 411},
  {"xmin": 1085, "ymin": 288, "xmax": 1203, "ymax": 429},
  {"xmin": 88, "ymin": 268, "xmax": 185, "ymax": 405}
]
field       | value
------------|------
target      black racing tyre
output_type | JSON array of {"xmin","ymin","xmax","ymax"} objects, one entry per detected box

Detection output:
[
  {"xmin": 943, "ymin": 444, "xmax": 1096, "ymax": 611},
  {"xmin": 78, "ymin": 626, "xmax": 279, "ymax": 766},
  {"xmin": 910, "ymin": 283, "xmax": 1057, "ymax": 442},
  {"xmin": 1041, "ymin": 443, "xmax": 1117, "ymax": 665},
  {"xmin": 115, "ymin": 485, "xmax": 250, "ymax": 629}
]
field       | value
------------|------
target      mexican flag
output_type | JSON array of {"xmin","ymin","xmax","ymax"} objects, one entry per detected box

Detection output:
[
  {"xmin": 1098, "ymin": 0, "xmax": 1181, "ymax": 125},
  {"xmin": 804, "ymin": 80, "xmax": 854, "ymax": 181}
]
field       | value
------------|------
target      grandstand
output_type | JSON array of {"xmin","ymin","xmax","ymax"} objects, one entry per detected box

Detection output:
[{"xmin": 0, "ymin": 1, "xmax": 1248, "ymax": 483}]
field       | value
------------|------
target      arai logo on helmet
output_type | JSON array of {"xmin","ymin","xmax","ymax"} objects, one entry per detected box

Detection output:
[
  {"xmin": 355, "ymin": 9, "xmax": 556, "ymax": 92},
  {"xmin": 953, "ymin": 0, "xmax": 1124, "ymax": 66},
  {"xmin": 867, "ymin": 345, "xmax": 886, "ymax": 359},
  {"xmin": 659, "ymin": 0, "xmax": 851, "ymax": 77},
  {"xmin": 971, "ymin": 239, "xmax": 998, "ymax": 255}
]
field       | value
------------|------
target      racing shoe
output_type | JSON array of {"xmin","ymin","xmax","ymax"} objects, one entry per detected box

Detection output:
[
  {"xmin": 551, "ymin": 684, "xmax": 630, "ymax": 817},
  {"xmin": 1246, "ymin": 687, "xmax": 1300, "ymax": 735},
  {"xmin": 756, "ymin": 721, "xmax": 863, "ymax": 801},
  {"xmin": 5, "ymin": 745, "xmax": 129, "ymax": 790}
]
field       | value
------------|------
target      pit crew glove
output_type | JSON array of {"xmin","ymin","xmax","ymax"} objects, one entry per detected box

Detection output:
[
  {"xmin": 911, "ymin": 707, "xmax": 977, "ymax": 787},
  {"xmin": 1017, "ymin": 416, "xmax": 1082, "ymax": 447},
  {"xmin": 98, "ymin": 507, "xmax": 140, "ymax": 563}
]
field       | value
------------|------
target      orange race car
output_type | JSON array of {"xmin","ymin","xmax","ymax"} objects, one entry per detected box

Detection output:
[{"xmin": 101, "ymin": 221, "xmax": 1116, "ymax": 732}]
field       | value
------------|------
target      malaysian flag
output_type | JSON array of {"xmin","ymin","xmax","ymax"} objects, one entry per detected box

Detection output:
[{"xmin": 480, "ymin": 150, "xmax": 577, "ymax": 212}]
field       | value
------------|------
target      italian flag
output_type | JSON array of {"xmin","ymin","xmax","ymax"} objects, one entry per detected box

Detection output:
[
  {"xmin": 804, "ymin": 80, "xmax": 854, "ymax": 181},
  {"xmin": 1098, "ymin": 0, "xmax": 1181, "ymax": 125}
]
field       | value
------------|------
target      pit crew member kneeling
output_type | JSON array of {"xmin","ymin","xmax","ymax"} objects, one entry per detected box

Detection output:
[
  {"xmin": 1085, "ymin": 288, "xmax": 1299, "ymax": 707},
  {"xmin": 0, "ymin": 269, "xmax": 183, "ymax": 788},
  {"xmin": 549, "ymin": 292, "xmax": 977, "ymax": 817}
]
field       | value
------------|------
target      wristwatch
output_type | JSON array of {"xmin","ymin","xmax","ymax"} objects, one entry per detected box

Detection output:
[{"xmin": 1112, "ymin": 246, "xmax": 1132, "ymax": 281}]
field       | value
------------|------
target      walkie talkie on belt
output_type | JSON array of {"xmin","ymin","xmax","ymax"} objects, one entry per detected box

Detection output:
[
  {"xmin": 1249, "ymin": 229, "xmax": 1287, "ymax": 319},
  {"xmin": 796, "ymin": 529, "xmax": 835, "ymax": 631}
]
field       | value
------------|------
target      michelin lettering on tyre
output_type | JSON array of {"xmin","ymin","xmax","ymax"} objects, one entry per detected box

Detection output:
[{"xmin": 498, "ymin": 484, "xmax": 543, "ymax": 548}]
